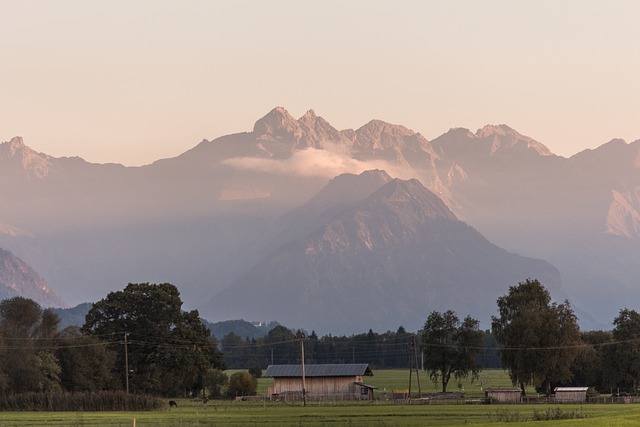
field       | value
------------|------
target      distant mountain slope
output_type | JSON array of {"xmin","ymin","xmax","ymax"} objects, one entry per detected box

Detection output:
[
  {"xmin": 3, "ymin": 107, "xmax": 640, "ymax": 332},
  {"xmin": 0, "ymin": 248, "xmax": 65, "ymax": 307},
  {"xmin": 52, "ymin": 302, "xmax": 92, "ymax": 329},
  {"xmin": 202, "ymin": 319, "xmax": 281, "ymax": 341},
  {"xmin": 206, "ymin": 173, "xmax": 561, "ymax": 334}
]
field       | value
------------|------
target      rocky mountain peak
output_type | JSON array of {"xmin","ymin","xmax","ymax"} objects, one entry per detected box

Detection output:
[
  {"xmin": 8, "ymin": 136, "xmax": 25, "ymax": 152},
  {"xmin": 299, "ymin": 109, "xmax": 317, "ymax": 122},
  {"xmin": 0, "ymin": 137, "xmax": 52, "ymax": 179},
  {"xmin": 444, "ymin": 127, "xmax": 476, "ymax": 139},
  {"xmin": 252, "ymin": 106, "xmax": 300, "ymax": 136},
  {"xmin": 369, "ymin": 178, "xmax": 458, "ymax": 222},
  {"xmin": 476, "ymin": 124, "xmax": 518, "ymax": 138},
  {"xmin": 356, "ymin": 119, "xmax": 416, "ymax": 140},
  {"xmin": 476, "ymin": 124, "xmax": 553, "ymax": 157}
]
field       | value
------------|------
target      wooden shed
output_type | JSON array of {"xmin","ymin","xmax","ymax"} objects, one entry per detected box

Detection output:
[
  {"xmin": 483, "ymin": 387, "xmax": 522, "ymax": 403},
  {"xmin": 554, "ymin": 387, "xmax": 589, "ymax": 403},
  {"xmin": 265, "ymin": 363, "xmax": 376, "ymax": 401}
]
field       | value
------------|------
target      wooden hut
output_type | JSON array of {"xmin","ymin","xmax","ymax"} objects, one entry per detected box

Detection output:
[
  {"xmin": 554, "ymin": 387, "xmax": 589, "ymax": 403},
  {"xmin": 265, "ymin": 363, "xmax": 376, "ymax": 401},
  {"xmin": 483, "ymin": 387, "xmax": 521, "ymax": 403}
]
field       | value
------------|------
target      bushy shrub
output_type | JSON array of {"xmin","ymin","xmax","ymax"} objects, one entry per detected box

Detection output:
[
  {"xmin": 203, "ymin": 369, "xmax": 228, "ymax": 398},
  {"xmin": 0, "ymin": 391, "xmax": 164, "ymax": 411},
  {"xmin": 226, "ymin": 372, "xmax": 257, "ymax": 398},
  {"xmin": 532, "ymin": 407, "xmax": 588, "ymax": 421}
]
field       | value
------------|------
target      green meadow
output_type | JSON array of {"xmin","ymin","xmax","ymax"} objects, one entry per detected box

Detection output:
[
  {"xmin": 1, "ymin": 370, "xmax": 638, "ymax": 426},
  {"xmin": 1, "ymin": 401, "xmax": 640, "ymax": 427}
]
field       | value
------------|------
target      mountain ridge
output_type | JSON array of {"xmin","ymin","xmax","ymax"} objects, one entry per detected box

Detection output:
[
  {"xmin": 1, "ymin": 106, "xmax": 639, "ymax": 332},
  {"xmin": 207, "ymin": 173, "xmax": 562, "ymax": 333}
]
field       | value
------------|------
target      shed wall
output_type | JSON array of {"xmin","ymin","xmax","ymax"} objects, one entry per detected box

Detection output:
[
  {"xmin": 269, "ymin": 375, "xmax": 364, "ymax": 400},
  {"xmin": 555, "ymin": 391, "xmax": 587, "ymax": 403}
]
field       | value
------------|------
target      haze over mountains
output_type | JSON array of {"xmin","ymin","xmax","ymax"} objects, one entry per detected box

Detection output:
[{"xmin": 1, "ymin": 107, "xmax": 639, "ymax": 333}]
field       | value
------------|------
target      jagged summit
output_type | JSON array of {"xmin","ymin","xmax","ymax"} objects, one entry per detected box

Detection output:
[
  {"xmin": 305, "ymin": 170, "xmax": 393, "ymax": 210},
  {"xmin": 365, "ymin": 178, "xmax": 458, "ymax": 223},
  {"xmin": 444, "ymin": 127, "xmax": 476, "ymax": 139},
  {"xmin": 432, "ymin": 124, "xmax": 553, "ymax": 160},
  {"xmin": 476, "ymin": 124, "xmax": 519, "ymax": 138},
  {"xmin": 252, "ymin": 106, "xmax": 299, "ymax": 136},
  {"xmin": 210, "ymin": 174, "xmax": 561, "ymax": 333},
  {"xmin": 299, "ymin": 109, "xmax": 317, "ymax": 121},
  {"xmin": 476, "ymin": 124, "xmax": 553, "ymax": 157},
  {"xmin": 0, "ymin": 136, "xmax": 52, "ymax": 179},
  {"xmin": 356, "ymin": 119, "xmax": 418, "ymax": 140}
]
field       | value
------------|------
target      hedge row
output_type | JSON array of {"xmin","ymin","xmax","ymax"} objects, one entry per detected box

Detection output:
[{"xmin": 0, "ymin": 391, "xmax": 165, "ymax": 411}]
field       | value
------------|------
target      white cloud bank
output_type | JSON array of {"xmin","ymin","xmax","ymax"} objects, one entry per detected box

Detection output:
[{"xmin": 222, "ymin": 146, "xmax": 415, "ymax": 180}]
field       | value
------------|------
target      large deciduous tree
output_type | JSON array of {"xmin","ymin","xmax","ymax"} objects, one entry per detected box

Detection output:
[
  {"xmin": 604, "ymin": 309, "xmax": 640, "ymax": 392},
  {"xmin": 491, "ymin": 279, "xmax": 581, "ymax": 396},
  {"xmin": 0, "ymin": 297, "xmax": 62, "ymax": 393},
  {"xmin": 420, "ymin": 310, "xmax": 483, "ymax": 393},
  {"xmin": 82, "ymin": 283, "xmax": 225, "ymax": 397},
  {"xmin": 57, "ymin": 326, "xmax": 120, "ymax": 392}
]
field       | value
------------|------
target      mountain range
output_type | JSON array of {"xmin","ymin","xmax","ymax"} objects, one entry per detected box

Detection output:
[{"xmin": 1, "ymin": 107, "xmax": 639, "ymax": 333}]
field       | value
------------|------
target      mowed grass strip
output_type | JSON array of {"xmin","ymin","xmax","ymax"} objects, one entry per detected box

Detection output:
[{"xmin": 2, "ymin": 403, "xmax": 640, "ymax": 426}]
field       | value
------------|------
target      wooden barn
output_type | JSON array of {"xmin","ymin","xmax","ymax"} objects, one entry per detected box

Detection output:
[
  {"xmin": 483, "ymin": 387, "xmax": 521, "ymax": 403},
  {"xmin": 265, "ymin": 363, "xmax": 376, "ymax": 401},
  {"xmin": 554, "ymin": 387, "xmax": 589, "ymax": 403}
]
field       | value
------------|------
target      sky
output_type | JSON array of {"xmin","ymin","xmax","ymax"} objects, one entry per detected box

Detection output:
[{"xmin": 2, "ymin": 0, "xmax": 639, "ymax": 166}]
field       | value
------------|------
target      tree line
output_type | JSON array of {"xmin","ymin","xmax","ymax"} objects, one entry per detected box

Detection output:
[
  {"xmin": 2, "ymin": 279, "xmax": 640, "ymax": 400},
  {"xmin": 420, "ymin": 279, "xmax": 640, "ymax": 396},
  {"xmin": 0, "ymin": 283, "xmax": 228, "ymax": 400},
  {"xmin": 222, "ymin": 278, "xmax": 640, "ymax": 397},
  {"xmin": 220, "ymin": 324, "xmax": 501, "ymax": 371}
]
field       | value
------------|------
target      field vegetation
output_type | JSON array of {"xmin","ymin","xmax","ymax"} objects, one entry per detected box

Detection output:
[
  {"xmin": 0, "ymin": 370, "xmax": 618, "ymax": 426},
  {"xmin": 1, "ymin": 396, "xmax": 640, "ymax": 426}
]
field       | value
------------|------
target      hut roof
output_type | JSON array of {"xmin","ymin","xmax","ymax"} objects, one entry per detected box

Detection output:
[
  {"xmin": 265, "ymin": 363, "xmax": 373, "ymax": 378},
  {"xmin": 554, "ymin": 387, "xmax": 589, "ymax": 392}
]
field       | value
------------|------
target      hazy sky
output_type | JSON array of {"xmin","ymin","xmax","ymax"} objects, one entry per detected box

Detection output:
[{"xmin": 2, "ymin": 1, "xmax": 639, "ymax": 166}]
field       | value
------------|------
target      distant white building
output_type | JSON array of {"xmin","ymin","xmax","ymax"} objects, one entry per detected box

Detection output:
[{"xmin": 554, "ymin": 387, "xmax": 589, "ymax": 403}]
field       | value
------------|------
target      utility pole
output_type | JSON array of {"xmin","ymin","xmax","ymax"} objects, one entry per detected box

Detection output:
[
  {"xmin": 408, "ymin": 335, "xmax": 422, "ymax": 399},
  {"xmin": 124, "ymin": 332, "xmax": 130, "ymax": 393},
  {"xmin": 300, "ymin": 336, "xmax": 307, "ymax": 407},
  {"xmin": 412, "ymin": 335, "xmax": 422, "ymax": 397},
  {"xmin": 408, "ymin": 340, "xmax": 412, "ymax": 400}
]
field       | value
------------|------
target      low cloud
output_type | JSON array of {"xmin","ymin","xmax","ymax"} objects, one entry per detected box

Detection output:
[{"xmin": 222, "ymin": 146, "xmax": 413, "ymax": 179}]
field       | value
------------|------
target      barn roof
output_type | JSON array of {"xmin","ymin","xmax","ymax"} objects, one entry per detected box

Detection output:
[
  {"xmin": 554, "ymin": 387, "xmax": 589, "ymax": 392},
  {"xmin": 265, "ymin": 363, "xmax": 373, "ymax": 378}
]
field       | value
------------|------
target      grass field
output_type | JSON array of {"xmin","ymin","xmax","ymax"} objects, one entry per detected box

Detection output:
[
  {"xmin": 0, "ymin": 370, "xmax": 636, "ymax": 426},
  {"xmin": 2, "ymin": 401, "xmax": 640, "ymax": 426}
]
